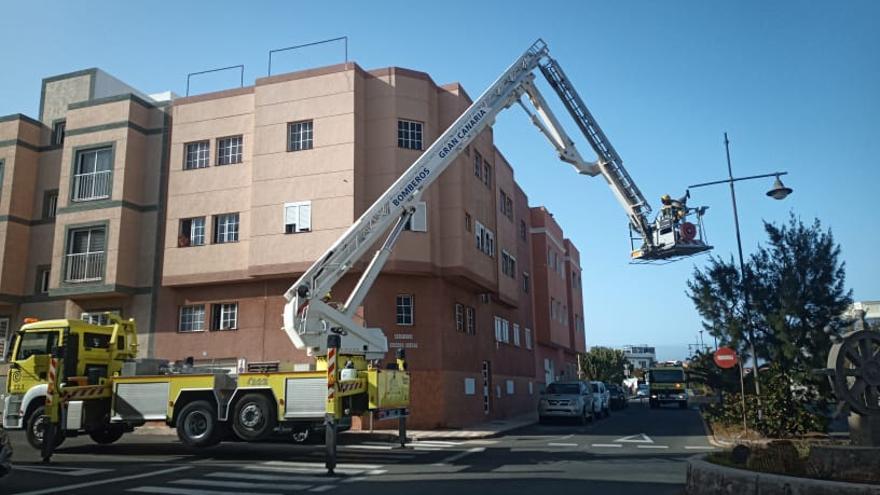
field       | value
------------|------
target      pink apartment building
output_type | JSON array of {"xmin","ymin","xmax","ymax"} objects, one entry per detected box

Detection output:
[{"xmin": 0, "ymin": 62, "xmax": 586, "ymax": 428}]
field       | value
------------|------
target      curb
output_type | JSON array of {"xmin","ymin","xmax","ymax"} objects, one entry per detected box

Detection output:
[
  {"xmin": 698, "ymin": 411, "xmax": 733, "ymax": 448},
  {"xmin": 686, "ymin": 454, "xmax": 880, "ymax": 495}
]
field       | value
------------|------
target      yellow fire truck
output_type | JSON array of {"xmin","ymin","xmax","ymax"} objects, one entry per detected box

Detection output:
[{"xmin": 4, "ymin": 314, "xmax": 408, "ymax": 451}]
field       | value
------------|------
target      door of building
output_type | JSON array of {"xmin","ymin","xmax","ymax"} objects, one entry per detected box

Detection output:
[{"xmin": 0, "ymin": 317, "xmax": 10, "ymax": 361}]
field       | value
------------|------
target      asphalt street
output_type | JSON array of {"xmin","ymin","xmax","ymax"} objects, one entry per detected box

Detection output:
[{"xmin": 0, "ymin": 400, "xmax": 714, "ymax": 495}]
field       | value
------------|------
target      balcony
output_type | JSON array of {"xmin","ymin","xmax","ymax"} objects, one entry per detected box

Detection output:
[
  {"xmin": 72, "ymin": 170, "xmax": 111, "ymax": 202},
  {"xmin": 65, "ymin": 252, "xmax": 105, "ymax": 282}
]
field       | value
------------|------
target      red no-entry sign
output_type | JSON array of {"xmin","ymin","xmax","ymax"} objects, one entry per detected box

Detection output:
[{"xmin": 713, "ymin": 347, "xmax": 738, "ymax": 369}]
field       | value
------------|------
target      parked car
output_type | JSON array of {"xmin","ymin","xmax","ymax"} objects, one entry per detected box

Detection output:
[
  {"xmin": 538, "ymin": 381, "xmax": 594, "ymax": 425},
  {"xmin": 589, "ymin": 381, "xmax": 610, "ymax": 418},
  {"xmin": 608, "ymin": 384, "xmax": 629, "ymax": 410},
  {"xmin": 636, "ymin": 383, "xmax": 649, "ymax": 398}
]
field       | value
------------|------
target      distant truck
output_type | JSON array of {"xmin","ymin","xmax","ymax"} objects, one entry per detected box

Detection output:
[
  {"xmin": 3, "ymin": 314, "xmax": 409, "ymax": 450},
  {"xmin": 647, "ymin": 366, "xmax": 688, "ymax": 409}
]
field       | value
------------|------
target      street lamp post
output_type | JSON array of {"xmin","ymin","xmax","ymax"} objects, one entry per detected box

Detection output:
[{"xmin": 687, "ymin": 132, "xmax": 793, "ymax": 404}]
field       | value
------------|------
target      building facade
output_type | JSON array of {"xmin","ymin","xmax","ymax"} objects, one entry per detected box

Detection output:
[
  {"xmin": 0, "ymin": 69, "xmax": 169, "ymax": 358},
  {"xmin": 0, "ymin": 62, "xmax": 587, "ymax": 429},
  {"xmin": 623, "ymin": 344, "xmax": 657, "ymax": 370}
]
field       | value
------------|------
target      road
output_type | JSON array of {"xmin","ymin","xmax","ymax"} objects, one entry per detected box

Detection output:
[{"xmin": 0, "ymin": 400, "xmax": 714, "ymax": 494}]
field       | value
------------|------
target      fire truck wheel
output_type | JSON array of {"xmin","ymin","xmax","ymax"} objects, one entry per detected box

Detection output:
[
  {"xmin": 25, "ymin": 405, "xmax": 65, "ymax": 450},
  {"xmin": 177, "ymin": 401, "xmax": 222, "ymax": 448},
  {"xmin": 232, "ymin": 393, "xmax": 277, "ymax": 442},
  {"xmin": 89, "ymin": 424, "xmax": 125, "ymax": 444}
]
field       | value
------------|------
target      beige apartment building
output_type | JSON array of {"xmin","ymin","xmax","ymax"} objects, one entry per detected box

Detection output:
[
  {"xmin": 0, "ymin": 69, "xmax": 168, "ymax": 358},
  {"xmin": 0, "ymin": 62, "xmax": 586, "ymax": 428}
]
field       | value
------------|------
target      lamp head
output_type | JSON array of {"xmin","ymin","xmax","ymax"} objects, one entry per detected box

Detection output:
[{"xmin": 767, "ymin": 176, "xmax": 792, "ymax": 200}]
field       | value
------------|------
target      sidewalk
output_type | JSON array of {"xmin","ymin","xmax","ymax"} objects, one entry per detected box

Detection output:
[
  {"xmin": 132, "ymin": 412, "xmax": 539, "ymax": 441},
  {"xmin": 348, "ymin": 412, "xmax": 538, "ymax": 442}
]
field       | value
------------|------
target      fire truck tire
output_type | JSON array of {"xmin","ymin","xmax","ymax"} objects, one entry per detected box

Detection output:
[
  {"xmin": 25, "ymin": 405, "xmax": 65, "ymax": 450},
  {"xmin": 176, "ymin": 401, "xmax": 222, "ymax": 448},
  {"xmin": 89, "ymin": 424, "xmax": 125, "ymax": 444},
  {"xmin": 232, "ymin": 393, "xmax": 277, "ymax": 442}
]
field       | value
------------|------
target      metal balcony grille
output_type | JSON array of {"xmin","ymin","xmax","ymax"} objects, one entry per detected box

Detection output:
[
  {"xmin": 72, "ymin": 170, "xmax": 111, "ymax": 201},
  {"xmin": 65, "ymin": 252, "xmax": 105, "ymax": 282}
]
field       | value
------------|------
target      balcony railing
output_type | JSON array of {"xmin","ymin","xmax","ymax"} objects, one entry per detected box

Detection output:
[
  {"xmin": 65, "ymin": 252, "xmax": 105, "ymax": 282},
  {"xmin": 72, "ymin": 170, "xmax": 111, "ymax": 202}
]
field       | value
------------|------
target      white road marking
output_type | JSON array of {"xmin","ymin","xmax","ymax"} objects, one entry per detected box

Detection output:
[
  {"xmin": 342, "ymin": 476, "xmax": 369, "ymax": 483},
  {"xmin": 614, "ymin": 433, "xmax": 653, "ymax": 443},
  {"xmin": 206, "ymin": 472, "xmax": 335, "ymax": 483},
  {"xmin": 591, "ymin": 444, "xmax": 622, "ymax": 448},
  {"xmin": 547, "ymin": 442, "xmax": 578, "ymax": 447},
  {"xmin": 413, "ymin": 440, "xmax": 462, "ymax": 446},
  {"xmin": 344, "ymin": 444, "xmax": 394, "ymax": 450},
  {"xmin": 637, "ymin": 445, "xmax": 669, "ymax": 449},
  {"xmin": 129, "ymin": 488, "xmax": 273, "ymax": 495},
  {"xmin": 309, "ymin": 486, "xmax": 336, "ymax": 493},
  {"xmin": 172, "ymin": 479, "xmax": 312, "ymax": 491},
  {"xmin": 465, "ymin": 439, "xmax": 498, "ymax": 445},
  {"xmin": 685, "ymin": 446, "xmax": 716, "ymax": 450},
  {"xmin": 13, "ymin": 466, "xmax": 191, "ymax": 495},
  {"xmin": 431, "ymin": 447, "xmax": 486, "ymax": 466},
  {"xmin": 14, "ymin": 465, "xmax": 113, "ymax": 477}
]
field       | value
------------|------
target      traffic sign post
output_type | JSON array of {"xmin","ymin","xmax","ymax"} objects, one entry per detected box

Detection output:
[{"xmin": 714, "ymin": 347, "xmax": 748, "ymax": 433}]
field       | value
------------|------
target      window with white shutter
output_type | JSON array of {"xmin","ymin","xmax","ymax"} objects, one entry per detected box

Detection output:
[{"xmin": 284, "ymin": 201, "xmax": 312, "ymax": 234}]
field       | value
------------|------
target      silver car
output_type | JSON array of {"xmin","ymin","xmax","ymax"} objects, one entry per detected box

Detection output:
[{"xmin": 538, "ymin": 381, "xmax": 594, "ymax": 424}]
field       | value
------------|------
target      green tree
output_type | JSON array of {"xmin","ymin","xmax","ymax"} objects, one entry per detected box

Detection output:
[
  {"xmin": 580, "ymin": 347, "xmax": 627, "ymax": 384},
  {"xmin": 688, "ymin": 214, "xmax": 851, "ymax": 398}
]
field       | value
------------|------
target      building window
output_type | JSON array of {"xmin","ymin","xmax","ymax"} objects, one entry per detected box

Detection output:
[
  {"xmin": 36, "ymin": 267, "xmax": 50, "ymax": 294},
  {"xmin": 65, "ymin": 226, "xmax": 106, "ymax": 282},
  {"xmin": 213, "ymin": 213, "xmax": 239, "ymax": 244},
  {"xmin": 483, "ymin": 162, "xmax": 492, "ymax": 188},
  {"xmin": 53, "ymin": 120, "xmax": 65, "ymax": 146},
  {"xmin": 522, "ymin": 272, "xmax": 530, "ymax": 293},
  {"xmin": 525, "ymin": 327, "xmax": 533, "ymax": 350},
  {"xmin": 397, "ymin": 120, "xmax": 423, "ymax": 150},
  {"xmin": 211, "ymin": 303, "xmax": 238, "ymax": 330},
  {"xmin": 474, "ymin": 221, "xmax": 495, "ymax": 257},
  {"xmin": 72, "ymin": 147, "xmax": 112, "ymax": 202},
  {"xmin": 42, "ymin": 190, "xmax": 58, "ymax": 219},
  {"xmin": 288, "ymin": 120, "xmax": 314, "ymax": 151},
  {"xmin": 396, "ymin": 294, "xmax": 414, "ymax": 326},
  {"xmin": 403, "ymin": 201, "xmax": 427, "ymax": 232},
  {"xmin": 494, "ymin": 317, "xmax": 510, "ymax": 343},
  {"xmin": 216, "ymin": 135, "xmax": 243, "ymax": 165},
  {"xmin": 179, "ymin": 305, "xmax": 205, "ymax": 333},
  {"xmin": 499, "ymin": 190, "xmax": 513, "ymax": 220},
  {"xmin": 284, "ymin": 201, "xmax": 312, "ymax": 234},
  {"xmin": 184, "ymin": 140, "xmax": 210, "ymax": 170},
  {"xmin": 520, "ymin": 220, "xmax": 527, "ymax": 241},
  {"xmin": 179, "ymin": 217, "xmax": 206, "ymax": 247},
  {"xmin": 513, "ymin": 323, "xmax": 521, "ymax": 347},
  {"xmin": 466, "ymin": 306, "xmax": 476, "ymax": 335},
  {"xmin": 550, "ymin": 297, "xmax": 556, "ymax": 321},
  {"xmin": 473, "ymin": 152, "xmax": 482, "ymax": 179},
  {"xmin": 0, "ymin": 161, "xmax": 3, "ymax": 201},
  {"xmin": 501, "ymin": 251, "xmax": 516, "ymax": 278},
  {"xmin": 81, "ymin": 310, "xmax": 120, "ymax": 326},
  {"xmin": 454, "ymin": 303, "xmax": 464, "ymax": 332},
  {"xmin": 465, "ymin": 212, "xmax": 472, "ymax": 232}
]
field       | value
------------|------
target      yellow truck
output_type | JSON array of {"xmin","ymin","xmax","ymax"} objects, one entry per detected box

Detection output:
[{"xmin": 3, "ymin": 314, "xmax": 409, "ymax": 450}]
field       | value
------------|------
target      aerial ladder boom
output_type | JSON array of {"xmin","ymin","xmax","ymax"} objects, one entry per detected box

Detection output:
[{"xmin": 282, "ymin": 39, "xmax": 710, "ymax": 359}]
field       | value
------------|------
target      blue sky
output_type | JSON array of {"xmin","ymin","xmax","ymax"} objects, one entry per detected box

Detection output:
[{"xmin": 2, "ymin": 1, "xmax": 877, "ymax": 360}]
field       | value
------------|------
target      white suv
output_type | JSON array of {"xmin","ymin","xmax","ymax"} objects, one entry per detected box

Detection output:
[{"xmin": 589, "ymin": 381, "xmax": 610, "ymax": 418}]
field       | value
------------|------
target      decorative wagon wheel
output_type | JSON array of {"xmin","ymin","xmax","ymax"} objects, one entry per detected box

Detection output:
[{"xmin": 827, "ymin": 330, "xmax": 880, "ymax": 416}]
